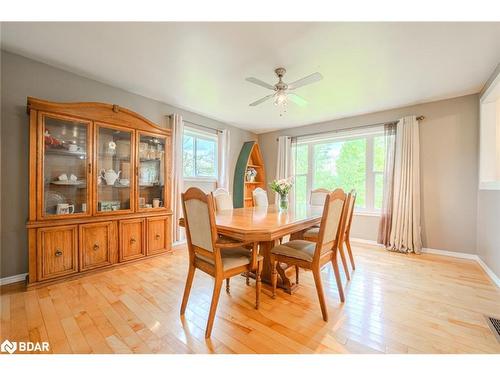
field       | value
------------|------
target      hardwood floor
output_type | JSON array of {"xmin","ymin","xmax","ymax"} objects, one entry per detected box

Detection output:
[{"xmin": 1, "ymin": 242, "xmax": 499, "ymax": 354}]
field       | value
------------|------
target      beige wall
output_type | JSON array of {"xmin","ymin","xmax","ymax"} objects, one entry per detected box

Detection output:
[
  {"xmin": 258, "ymin": 95, "xmax": 479, "ymax": 253},
  {"xmin": 0, "ymin": 50, "xmax": 256, "ymax": 278}
]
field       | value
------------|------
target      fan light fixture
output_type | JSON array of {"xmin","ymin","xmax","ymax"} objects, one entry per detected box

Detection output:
[
  {"xmin": 246, "ymin": 67, "xmax": 323, "ymax": 114},
  {"xmin": 274, "ymin": 90, "xmax": 288, "ymax": 106}
]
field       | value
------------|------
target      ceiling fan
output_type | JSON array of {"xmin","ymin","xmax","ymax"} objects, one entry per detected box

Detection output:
[{"xmin": 246, "ymin": 67, "xmax": 323, "ymax": 108}]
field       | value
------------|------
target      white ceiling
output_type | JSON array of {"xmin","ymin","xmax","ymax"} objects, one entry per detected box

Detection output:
[{"xmin": 2, "ymin": 22, "xmax": 500, "ymax": 133}]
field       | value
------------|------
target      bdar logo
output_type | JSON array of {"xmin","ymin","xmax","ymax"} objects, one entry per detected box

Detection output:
[{"xmin": 1, "ymin": 339, "xmax": 17, "ymax": 354}]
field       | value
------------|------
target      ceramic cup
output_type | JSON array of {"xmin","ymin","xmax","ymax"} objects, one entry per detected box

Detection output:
[{"xmin": 152, "ymin": 198, "xmax": 161, "ymax": 208}]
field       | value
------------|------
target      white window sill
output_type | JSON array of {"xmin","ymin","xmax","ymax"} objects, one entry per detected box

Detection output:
[
  {"xmin": 184, "ymin": 177, "xmax": 218, "ymax": 183},
  {"xmin": 354, "ymin": 211, "xmax": 381, "ymax": 217},
  {"xmin": 479, "ymin": 181, "xmax": 500, "ymax": 190}
]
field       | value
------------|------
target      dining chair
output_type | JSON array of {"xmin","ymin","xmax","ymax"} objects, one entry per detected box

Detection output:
[
  {"xmin": 180, "ymin": 187, "xmax": 263, "ymax": 338},
  {"xmin": 212, "ymin": 188, "xmax": 233, "ymax": 211},
  {"xmin": 291, "ymin": 188, "xmax": 330, "ymax": 284},
  {"xmin": 270, "ymin": 189, "xmax": 348, "ymax": 321},
  {"xmin": 342, "ymin": 190, "xmax": 357, "ymax": 271},
  {"xmin": 303, "ymin": 189, "xmax": 356, "ymax": 279},
  {"xmin": 310, "ymin": 188, "xmax": 330, "ymax": 206},
  {"xmin": 252, "ymin": 187, "xmax": 269, "ymax": 207}
]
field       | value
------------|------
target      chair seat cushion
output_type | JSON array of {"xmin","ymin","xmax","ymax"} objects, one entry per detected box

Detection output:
[
  {"xmin": 196, "ymin": 247, "xmax": 263, "ymax": 271},
  {"xmin": 303, "ymin": 226, "xmax": 319, "ymax": 239},
  {"xmin": 271, "ymin": 240, "xmax": 316, "ymax": 262}
]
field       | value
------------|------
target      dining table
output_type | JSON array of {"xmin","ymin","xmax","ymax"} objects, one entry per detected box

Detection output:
[{"xmin": 179, "ymin": 204, "xmax": 324, "ymax": 294}]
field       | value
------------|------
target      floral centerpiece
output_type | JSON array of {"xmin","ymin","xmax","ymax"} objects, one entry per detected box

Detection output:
[{"xmin": 269, "ymin": 178, "xmax": 293, "ymax": 211}]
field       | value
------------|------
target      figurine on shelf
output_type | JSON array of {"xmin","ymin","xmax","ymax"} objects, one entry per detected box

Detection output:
[
  {"xmin": 246, "ymin": 168, "xmax": 257, "ymax": 182},
  {"xmin": 44, "ymin": 129, "xmax": 63, "ymax": 149}
]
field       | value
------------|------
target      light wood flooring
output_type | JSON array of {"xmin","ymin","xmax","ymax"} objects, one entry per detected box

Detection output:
[{"xmin": 1, "ymin": 242, "xmax": 499, "ymax": 354}]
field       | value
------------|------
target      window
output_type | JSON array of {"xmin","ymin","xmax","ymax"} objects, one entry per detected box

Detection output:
[
  {"xmin": 183, "ymin": 127, "xmax": 218, "ymax": 179},
  {"xmin": 479, "ymin": 69, "xmax": 500, "ymax": 190},
  {"xmin": 292, "ymin": 127, "xmax": 386, "ymax": 213}
]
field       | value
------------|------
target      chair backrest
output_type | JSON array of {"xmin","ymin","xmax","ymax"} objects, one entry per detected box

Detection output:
[
  {"xmin": 252, "ymin": 187, "xmax": 269, "ymax": 207},
  {"xmin": 314, "ymin": 188, "xmax": 348, "ymax": 259},
  {"xmin": 212, "ymin": 188, "xmax": 233, "ymax": 211},
  {"xmin": 310, "ymin": 188, "xmax": 330, "ymax": 206},
  {"xmin": 182, "ymin": 187, "xmax": 219, "ymax": 263},
  {"xmin": 344, "ymin": 190, "xmax": 357, "ymax": 237}
]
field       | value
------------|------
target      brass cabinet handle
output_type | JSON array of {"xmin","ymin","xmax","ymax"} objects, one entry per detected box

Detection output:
[
  {"xmin": 55, "ymin": 249, "xmax": 63, "ymax": 257},
  {"xmin": 155, "ymin": 234, "xmax": 161, "ymax": 240},
  {"xmin": 93, "ymin": 244, "xmax": 99, "ymax": 251}
]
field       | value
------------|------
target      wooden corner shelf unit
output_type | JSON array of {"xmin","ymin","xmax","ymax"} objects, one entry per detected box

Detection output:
[
  {"xmin": 26, "ymin": 97, "xmax": 172, "ymax": 287},
  {"xmin": 233, "ymin": 141, "xmax": 266, "ymax": 208}
]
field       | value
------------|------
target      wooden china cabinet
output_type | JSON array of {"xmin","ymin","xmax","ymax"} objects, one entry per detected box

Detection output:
[{"xmin": 26, "ymin": 98, "xmax": 172, "ymax": 287}]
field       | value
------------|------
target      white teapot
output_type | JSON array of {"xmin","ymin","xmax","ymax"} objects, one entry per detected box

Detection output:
[{"xmin": 100, "ymin": 169, "xmax": 121, "ymax": 185}]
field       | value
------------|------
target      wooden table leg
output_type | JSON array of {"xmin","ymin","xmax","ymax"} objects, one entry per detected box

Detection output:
[{"xmin": 258, "ymin": 239, "xmax": 299, "ymax": 295}]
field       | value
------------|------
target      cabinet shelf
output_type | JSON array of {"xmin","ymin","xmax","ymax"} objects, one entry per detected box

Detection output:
[
  {"xmin": 233, "ymin": 141, "xmax": 266, "ymax": 208},
  {"xmin": 98, "ymin": 184, "xmax": 131, "ymax": 188},
  {"xmin": 45, "ymin": 148, "xmax": 87, "ymax": 158}
]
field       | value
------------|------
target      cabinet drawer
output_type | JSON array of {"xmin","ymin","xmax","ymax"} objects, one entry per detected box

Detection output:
[
  {"xmin": 147, "ymin": 216, "xmax": 171, "ymax": 255},
  {"xmin": 119, "ymin": 218, "xmax": 146, "ymax": 261},
  {"xmin": 37, "ymin": 225, "xmax": 78, "ymax": 281},
  {"xmin": 79, "ymin": 221, "xmax": 117, "ymax": 271}
]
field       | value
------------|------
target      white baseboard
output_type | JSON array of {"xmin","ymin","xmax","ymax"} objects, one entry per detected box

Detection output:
[
  {"xmin": 351, "ymin": 238, "xmax": 500, "ymax": 289},
  {"xmin": 350, "ymin": 238, "xmax": 382, "ymax": 247},
  {"xmin": 421, "ymin": 247, "xmax": 478, "ymax": 260},
  {"xmin": 476, "ymin": 256, "xmax": 500, "ymax": 288},
  {"xmin": 0, "ymin": 273, "xmax": 27, "ymax": 286}
]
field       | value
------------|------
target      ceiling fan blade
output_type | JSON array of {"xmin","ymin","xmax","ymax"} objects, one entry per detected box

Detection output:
[
  {"xmin": 288, "ymin": 72, "xmax": 323, "ymax": 90},
  {"xmin": 245, "ymin": 77, "xmax": 276, "ymax": 91},
  {"xmin": 249, "ymin": 94, "xmax": 274, "ymax": 107},
  {"xmin": 288, "ymin": 93, "xmax": 308, "ymax": 107}
]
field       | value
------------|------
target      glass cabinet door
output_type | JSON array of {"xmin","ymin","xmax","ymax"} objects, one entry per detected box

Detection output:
[
  {"xmin": 96, "ymin": 124, "xmax": 134, "ymax": 213},
  {"xmin": 42, "ymin": 115, "xmax": 90, "ymax": 217},
  {"xmin": 137, "ymin": 133, "xmax": 166, "ymax": 210}
]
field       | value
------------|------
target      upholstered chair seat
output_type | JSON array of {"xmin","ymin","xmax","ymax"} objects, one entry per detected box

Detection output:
[
  {"xmin": 302, "ymin": 227, "xmax": 319, "ymax": 239},
  {"xmin": 271, "ymin": 240, "xmax": 317, "ymax": 262},
  {"xmin": 197, "ymin": 247, "xmax": 264, "ymax": 270}
]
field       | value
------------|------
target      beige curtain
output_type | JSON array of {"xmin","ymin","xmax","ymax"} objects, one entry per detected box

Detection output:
[
  {"xmin": 377, "ymin": 123, "xmax": 397, "ymax": 246},
  {"xmin": 217, "ymin": 129, "xmax": 230, "ymax": 190},
  {"xmin": 388, "ymin": 115, "xmax": 422, "ymax": 253},
  {"xmin": 171, "ymin": 114, "xmax": 185, "ymax": 243},
  {"xmin": 275, "ymin": 136, "xmax": 295, "ymax": 205}
]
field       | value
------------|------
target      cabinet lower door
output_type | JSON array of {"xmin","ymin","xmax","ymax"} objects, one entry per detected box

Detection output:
[
  {"xmin": 79, "ymin": 221, "xmax": 117, "ymax": 271},
  {"xmin": 147, "ymin": 216, "xmax": 171, "ymax": 255},
  {"xmin": 119, "ymin": 219, "xmax": 146, "ymax": 261},
  {"xmin": 37, "ymin": 225, "xmax": 78, "ymax": 281}
]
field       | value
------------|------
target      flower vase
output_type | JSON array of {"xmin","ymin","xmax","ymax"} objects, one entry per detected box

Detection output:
[{"xmin": 279, "ymin": 194, "xmax": 289, "ymax": 211}]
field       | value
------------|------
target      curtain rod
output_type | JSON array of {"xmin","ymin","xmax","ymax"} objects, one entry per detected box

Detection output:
[
  {"xmin": 276, "ymin": 116, "xmax": 424, "ymax": 141},
  {"xmin": 168, "ymin": 114, "xmax": 223, "ymax": 134}
]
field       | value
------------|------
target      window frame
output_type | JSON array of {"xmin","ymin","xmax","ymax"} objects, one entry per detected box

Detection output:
[
  {"xmin": 292, "ymin": 127, "xmax": 385, "ymax": 215},
  {"xmin": 182, "ymin": 126, "xmax": 218, "ymax": 181}
]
